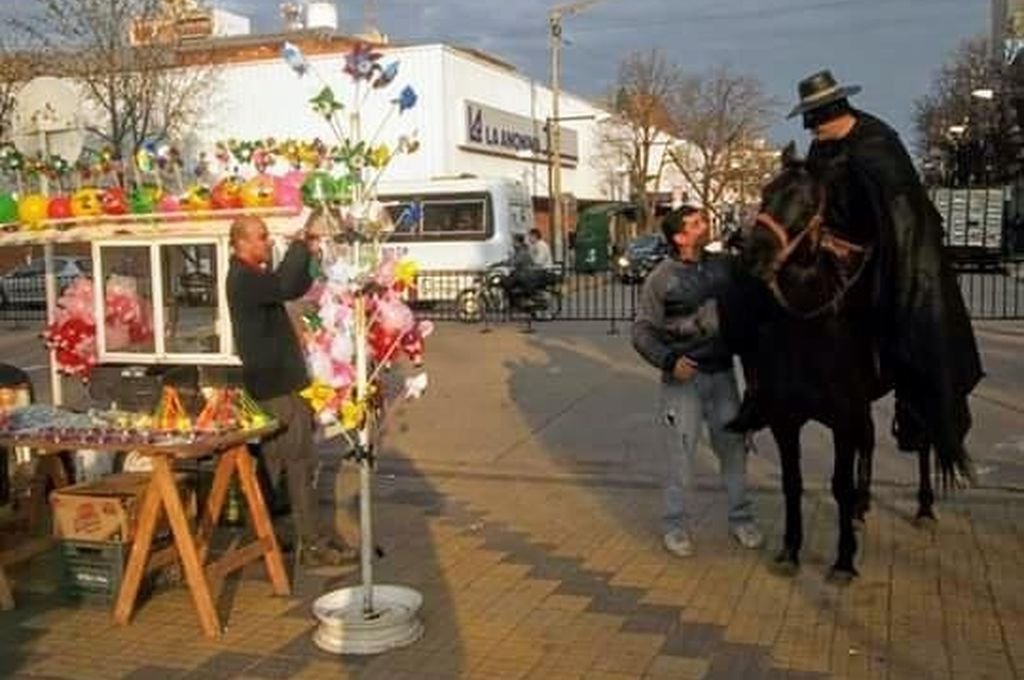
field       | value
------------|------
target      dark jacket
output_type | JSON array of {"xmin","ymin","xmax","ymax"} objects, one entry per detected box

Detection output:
[
  {"xmin": 632, "ymin": 253, "xmax": 735, "ymax": 380},
  {"xmin": 227, "ymin": 242, "xmax": 313, "ymax": 401},
  {"xmin": 808, "ymin": 110, "xmax": 983, "ymax": 460}
]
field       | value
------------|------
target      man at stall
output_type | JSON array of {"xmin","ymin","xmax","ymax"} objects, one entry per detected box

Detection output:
[{"xmin": 227, "ymin": 214, "xmax": 353, "ymax": 568}]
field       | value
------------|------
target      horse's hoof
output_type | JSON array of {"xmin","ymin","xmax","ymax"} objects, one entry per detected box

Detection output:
[
  {"xmin": 826, "ymin": 565, "xmax": 858, "ymax": 585},
  {"xmin": 772, "ymin": 549, "xmax": 800, "ymax": 577},
  {"xmin": 853, "ymin": 517, "xmax": 867, "ymax": 532},
  {"xmin": 914, "ymin": 513, "xmax": 938, "ymax": 530}
]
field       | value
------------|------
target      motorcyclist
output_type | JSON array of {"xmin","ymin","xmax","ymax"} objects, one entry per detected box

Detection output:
[{"xmin": 506, "ymin": 233, "xmax": 544, "ymax": 297}]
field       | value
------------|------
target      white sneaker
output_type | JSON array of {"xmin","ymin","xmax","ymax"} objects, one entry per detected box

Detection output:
[
  {"xmin": 731, "ymin": 523, "xmax": 764, "ymax": 550},
  {"xmin": 663, "ymin": 529, "xmax": 695, "ymax": 557}
]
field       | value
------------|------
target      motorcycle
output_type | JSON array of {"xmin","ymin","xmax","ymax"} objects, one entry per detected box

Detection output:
[{"xmin": 456, "ymin": 261, "xmax": 563, "ymax": 323}]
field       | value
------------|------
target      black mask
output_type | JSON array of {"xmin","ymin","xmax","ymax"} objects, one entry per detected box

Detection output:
[{"xmin": 803, "ymin": 98, "xmax": 851, "ymax": 130}]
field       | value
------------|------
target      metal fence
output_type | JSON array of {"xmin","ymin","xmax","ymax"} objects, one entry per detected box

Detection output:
[
  {"xmin": 927, "ymin": 184, "xmax": 1024, "ymax": 319},
  {"xmin": 0, "ymin": 275, "xmax": 49, "ymax": 326},
  {"xmin": 2, "ymin": 255, "xmax": 1021, "ymax": 331},
  {"xmin": 410, "ymin": 268, "xmax": 638, "ymax": 332}
]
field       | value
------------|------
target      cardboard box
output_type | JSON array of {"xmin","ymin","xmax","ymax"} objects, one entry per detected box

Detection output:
[{"xmin": 50, "ymin": 472, "xmax": 195, "ymax": 543}]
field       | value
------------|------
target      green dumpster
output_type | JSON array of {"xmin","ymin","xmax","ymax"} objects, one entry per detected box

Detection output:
[{"xmin": 574, "ymin": 204, "xmax": 619, "ymax": 273}]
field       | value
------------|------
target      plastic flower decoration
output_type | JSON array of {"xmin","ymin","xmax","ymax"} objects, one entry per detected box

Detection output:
[
  {"xmin": 301, "ymin": 380, "xmax": 338, "ymax": 414},
  {"xmin": 311, "ymin": 87, "xmax": 344, "ymax": 119},
  {"xmin": 340, "ymin": 400, "xmax": 366, "ymax": 431},
  {"xmin": 373, "ymin": 62, "xmax": 399, "ymax": 89},
  {"xmin": 394, "ymin": 259, "xmax": 418, "ymax": 290},
  {"xmin": 271, "ymin": 41, "xmax": 429, "ymax": 434},
  {"xmin": 394, "ymin": 86, "xmax": 418, "ymax": 114},
  {"xmin": 281, "ymin": 41, "xmax": 309, "ymax": 77},
  {"xmin": 135, "ymin": 143, "xmax": 156, "ymax": 173},
  {"xmin": 344, "ymin": 43, "xmax": 382, "ymax": 81},
  {"xmin": 394, "ymin": 202, "xmax": 422, "ymax": 232},
  {"xmin": 368, "ymin": 144, "xmax": 391, "ymax": 169}
]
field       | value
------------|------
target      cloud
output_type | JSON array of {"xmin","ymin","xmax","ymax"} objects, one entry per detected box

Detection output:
[{"xmin": 0, "ymin": 0, "xmax": 988, "ymax": 147}]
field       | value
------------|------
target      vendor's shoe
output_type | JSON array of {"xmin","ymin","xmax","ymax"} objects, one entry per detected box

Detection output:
[
  {"xmin": 731, "ymin": 523, "xmax": 764, "ymax": 550},
  {"xmin": 299, "ymin": 538, "xmax": 347, "ymax": 568},
  {"xmin": 324, "ymin": 536, "xmax": 359, "ymax": 563},
  {"xmin": 663, "ymin": 529, "xmax": 695, "ymax": 558},
  {"xmin": 725, "ymin": 392, "xmax": 767, "ymax": 433}
]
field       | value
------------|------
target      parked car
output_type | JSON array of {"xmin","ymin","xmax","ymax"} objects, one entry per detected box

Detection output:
[
  {"xmin": 0, "ymin": 256, "xmax": 91, "ymax": 308},
  {"xmin": 614, "ymin": 233, "xmax": 668, "ymax": 284}
]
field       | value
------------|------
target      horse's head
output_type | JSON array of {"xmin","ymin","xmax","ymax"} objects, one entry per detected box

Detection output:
[{"xmin": 739, "ymin": 142, "xmax": 824, "ymax": 281}]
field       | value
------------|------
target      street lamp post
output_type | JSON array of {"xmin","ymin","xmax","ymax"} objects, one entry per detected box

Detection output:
[
  {"xmin": 549, "ymin": 0, "xmax": 600, "ymax": 261},
  {"xmin": 543, "ymin": 112, "xmax": 601, "ymax": 259}
]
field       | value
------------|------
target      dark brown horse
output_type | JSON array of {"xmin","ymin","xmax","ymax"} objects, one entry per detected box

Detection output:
[{"xmin": 728, "ymin": 150, "xmax": 954, "ymax": 582}]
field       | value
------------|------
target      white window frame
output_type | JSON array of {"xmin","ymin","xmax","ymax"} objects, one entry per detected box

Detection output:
[{"xmin": 92, "ymin": 236, "xmax": 240, "ymax": 366}]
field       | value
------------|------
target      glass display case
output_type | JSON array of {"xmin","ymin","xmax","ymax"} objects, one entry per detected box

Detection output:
[{"xmin": 92, "ymin": 237, "xmax": 237, "ymax": 365}]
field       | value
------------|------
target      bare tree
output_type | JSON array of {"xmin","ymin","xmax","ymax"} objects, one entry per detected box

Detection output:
[
  {"xmin": 597, "ymin": 50, "xmax": 682, "ymax": 231},
  {"xmin": 0, "ymin": 38, "xmax": 34, "ymax": 138},
  {"xmin": 913, "ymin": 36, "xmax": 997, "ymax": 156},
  {"xmin": 13, "ymin": 0, "xmax": 214, "ymax": 158},
  {"xmin": 665, "ymin": 65, "xmax": 777, "ymax": 224},
  {"xmin": 912, "ymin": 35, "xmax": 1017, "ymax": 185}
]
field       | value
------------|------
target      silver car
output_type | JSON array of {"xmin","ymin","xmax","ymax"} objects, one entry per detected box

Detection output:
[{"xmin": 0, "ymin": 256, "xmax": 92, "ymax": 308}]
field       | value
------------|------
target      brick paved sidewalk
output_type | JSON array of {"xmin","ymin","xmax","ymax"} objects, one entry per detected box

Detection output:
[
  {"xmin": 2, "ymin": 461, "xmax": 1021, "ymax": 680},
  {"xmin": 2, "ymin": 324, "xmax": 1022, "ymax": 679}
]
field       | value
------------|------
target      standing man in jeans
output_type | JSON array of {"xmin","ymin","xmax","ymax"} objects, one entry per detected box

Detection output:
[
  {"xmin": 632, "ymin": 206, "xmax": 763, "ymax": 557},
  {"xmin": 227, "ymin": 214, "xmax": 351, "ymax": 568}
]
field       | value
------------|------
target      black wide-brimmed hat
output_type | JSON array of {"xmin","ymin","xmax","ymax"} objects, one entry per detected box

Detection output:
[{"xmin": 787, "ymin": 70, "xmax": 862, "ymax": 119}]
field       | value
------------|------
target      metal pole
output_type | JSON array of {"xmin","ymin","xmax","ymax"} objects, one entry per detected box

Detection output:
[
  {"xmin": 349, "ymin": 89, "xmax": 375, "ymax": 616},
  {"xmin": 355, "ymin": 293, "xmax": 374, "ymax": 615},
  {"xmin": 37, "ymin": 128, "xmax": 62, "ymax": 406},
  {"xmin": 549, "ymin": 12, "xmax": 564, "ymax": 260}
]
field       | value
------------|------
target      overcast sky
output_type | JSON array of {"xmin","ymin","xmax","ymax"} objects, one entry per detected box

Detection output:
[{"xmin": 2, "ymin": 0, "xmax": 990, "ymax": 150}]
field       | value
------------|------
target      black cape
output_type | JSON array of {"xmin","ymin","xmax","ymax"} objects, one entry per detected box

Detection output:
[{"xmin": 807, "ymin": 111, "xmax": 983, "ymax": 470}]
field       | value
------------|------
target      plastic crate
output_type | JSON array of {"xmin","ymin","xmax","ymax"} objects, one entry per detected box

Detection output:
[{"xmin": 59, "ymin": 538, "xmax": 163, "ymax": 603}]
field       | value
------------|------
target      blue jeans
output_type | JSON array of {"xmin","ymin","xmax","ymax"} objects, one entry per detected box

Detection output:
[{"xmin": 660, "ymin": 369, "xmax": 754, "ymax": 533}]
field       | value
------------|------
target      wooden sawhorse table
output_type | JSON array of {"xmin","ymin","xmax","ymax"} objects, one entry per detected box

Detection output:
[{"xmin": 0, "ymin": 427, "xmax": 290, "ymax": 637}]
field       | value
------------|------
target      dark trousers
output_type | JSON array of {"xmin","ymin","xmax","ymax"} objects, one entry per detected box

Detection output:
[{"xmin": 257, "ymin": 393, "xmax": 318, "ymax": 543}]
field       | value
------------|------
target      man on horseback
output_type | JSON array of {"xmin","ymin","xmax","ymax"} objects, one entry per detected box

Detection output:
[
  {"xmin": 732, "ymin": 70, "xmax": 983, "ymax": 479},
  {"xmin": 632, "ymin": 206, "xmax": 764, "ymax": 558}
]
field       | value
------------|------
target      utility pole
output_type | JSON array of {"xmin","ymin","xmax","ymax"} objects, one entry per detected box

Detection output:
[{"xmin": 548, "ymin": 0, "xmax": 599, "ymax": 262}]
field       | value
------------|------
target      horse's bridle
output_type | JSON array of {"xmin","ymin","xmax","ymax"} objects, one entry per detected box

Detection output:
[
  {"xmin": 754, "ymin": 195, "xmax": 871, "ymax": 319},
  {"xmin": 755, "ymin": 204, "xmax": 825, "ymax": 276}
]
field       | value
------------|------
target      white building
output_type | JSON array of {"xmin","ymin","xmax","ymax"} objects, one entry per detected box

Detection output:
[{"xmin": 184, "ymin": 34, "xmax": 618, "ymax": 226}]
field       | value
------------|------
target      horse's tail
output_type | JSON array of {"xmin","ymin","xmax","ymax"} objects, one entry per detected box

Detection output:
[
  {"xmin": 936, "ymin": 442, "xmax": 975, "ymax": 491},
  {"xmin": 892, "ymin": 399, "xmax": 974, "ymax": 490}
]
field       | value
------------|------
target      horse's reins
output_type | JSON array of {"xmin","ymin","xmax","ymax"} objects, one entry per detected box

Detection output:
[{"xmin": 754, "ymin": 197, "xmax": 872, "ymax": 320}]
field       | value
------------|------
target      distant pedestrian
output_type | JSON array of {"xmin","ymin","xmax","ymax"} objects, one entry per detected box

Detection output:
[{"xmin": 632, "ymin": 206, "xmax": 763, "ymax": 558}]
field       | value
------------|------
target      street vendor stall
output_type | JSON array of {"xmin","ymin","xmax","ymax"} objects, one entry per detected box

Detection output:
[
  {"xmin": 0, "ymin": 208, "xmax": 302, "ymax": 634},
  {"xmin": 1, "ymin": 46, "xmax": 432, "ymax": 651},
  {"xmin": 0, "ymin": 416, "xmax": 287, "ymax": 637}
]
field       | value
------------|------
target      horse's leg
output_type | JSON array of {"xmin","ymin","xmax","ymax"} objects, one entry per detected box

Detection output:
[
  {"xmin": 828, "ymin": 430, "xmax": 859, "ymax": 583},
  {"xmin": 771, "ymin": 422, "xmax": 802, "ymax": 575},
  {"xmin": 916, "ymin": 447, "xmax": 937, "ymax": 525},
  {"xmin": 853, "ymin": 413, "xmax": 875, "ymax": 526}
]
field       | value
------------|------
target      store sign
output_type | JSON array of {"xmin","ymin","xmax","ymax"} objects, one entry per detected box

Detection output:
[{"xmin": 462, "ymin": 100, "xmax": 579, "ymax": 162}]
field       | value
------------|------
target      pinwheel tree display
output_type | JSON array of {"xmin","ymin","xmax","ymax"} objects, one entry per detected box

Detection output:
[{"xmin": 281, "ymin": 40, "xmax": 428, "ymax": 654}]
